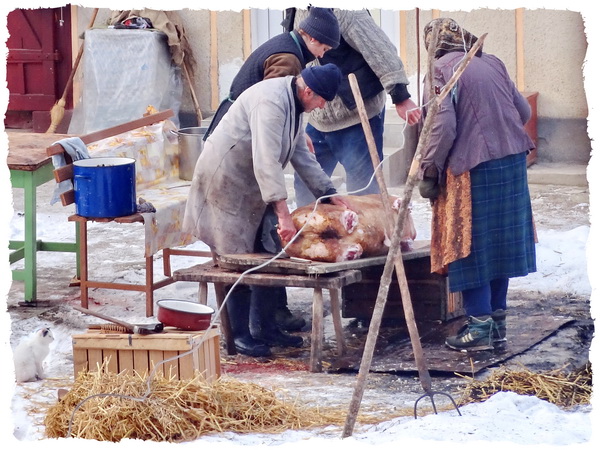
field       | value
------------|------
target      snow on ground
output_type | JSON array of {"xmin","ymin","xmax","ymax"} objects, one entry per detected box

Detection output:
[{"xmin": 2, "ymin": 175, "xmax": 597, "ymax": 448}]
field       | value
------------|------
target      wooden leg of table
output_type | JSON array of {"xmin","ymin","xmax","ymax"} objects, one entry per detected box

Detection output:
[
  {"xmin": 198, "ymin": 282, "xmax": 208, "ymax": 304},
  {"xmin": 22, "ymin": 173, "xmax": 37, "ymax": 302},
  {"xmin": 79, "ymin": 220, "xmax": 89, "ymax": 309},
  {"xmin": 214, "ymin": 282, "xmax": 236, "ymax": 355},
  {"xmin": 329, "ymin": 288, "xmax": 346, "ymax": 356},
  {"xmin": 163, "ymin": 248, "xmax": 172, "ymax": 277},
  {"xmin": 310, "ymin": 287, "xmax": 324, "ymax": 373},
  {"xmin": 145, "ymin": 255, "xmax": 154, "ymax": 317},
  {"xmin": 74, "ymin": 221, "xmax": 81, "ymax": 280}
]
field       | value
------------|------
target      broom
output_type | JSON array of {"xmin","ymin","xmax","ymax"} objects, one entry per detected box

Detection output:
[{"xmin": 46, "ymin": 8, "xmax": 99, "ymax": 133}]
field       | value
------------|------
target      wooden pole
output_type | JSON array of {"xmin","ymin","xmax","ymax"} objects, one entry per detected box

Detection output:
[
  {"xmin": 342, "ymin": 32, "xmax": 487, "ymax": 439},
  {"xmin": 515, "ymin": 8, "xmax": 526, "ymax": 91},
  {"xmin": 182, "ymin": 60, "xmax": 203, "ymax": 125},
  {"xmin": 210, "ymin": 11, "xmax": 219, "ymax": 110}
]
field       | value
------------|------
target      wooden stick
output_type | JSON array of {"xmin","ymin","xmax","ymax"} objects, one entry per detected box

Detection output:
[
  {"xmin": 183, "ymin": 59, "xmax": 203, "ymax": 125},
  {"xmin": 342, "ymin": 32, "xmax": 487, "ymax": 439},
  {"xmin": 46, "ymin": 8, "xmax": 99, "ymax": 133}
]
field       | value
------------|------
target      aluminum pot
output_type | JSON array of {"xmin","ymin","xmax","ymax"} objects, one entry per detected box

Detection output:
[
  {"xmin": 170, "ymin": 126, "xmax": 208, "ymax": 181},
  {"xmin": 73, "ymin": 157, "xmax": 136, "ymax": 218},
  {"xmin": 156, "ymin": 299, "xmax": 214, "ymax": 331}
]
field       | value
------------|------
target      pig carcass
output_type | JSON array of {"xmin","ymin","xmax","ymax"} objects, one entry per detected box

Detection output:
[{"xmin": 281, "ymin": 194, "xmax": 417, "ymax": 263}]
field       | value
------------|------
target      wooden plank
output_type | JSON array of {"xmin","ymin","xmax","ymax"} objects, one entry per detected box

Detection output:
[
  {"xmin": 72, "ymin": 348, "xmax": 88, "ymax": 377},
  {"xmin": 329, "ymin": 289, "xmax": 346, "ymax": 356},
  {"xmin": 515, "ymin": 8, "xmax": 525, "ymax": 91},
  {"xmin": 104, "ymin": 349, "xmax": 118, "ymax": 373},
  {"xmin": 72, "ymin": 333, "xmax": 204, "ymax": 351},
  {"xmin": 60, "ymin": 189, "xmax": 75, "ymax": 206},
  {"xmin": 310, "ymin": 288, "xmax": 324, "ymax": 373},
  {"xmin": 133, "ymin": 349, "xmax": 150, "ymax": 377},
  {"xmin": 118, "ymin": 349, "xmax": 134, "ymax": 375},
  {"xmin": 149, "ymin": 350, "xmax": 164, "ymax": 377},
  {"xmin": 242, "ymin": 9, "xmax": 251, "ymax": 59},
  {"xmin": 191, "ymin": 347, "xmax": 201, "ymax": 379},
  {"xmin": 45, "ymin": 110, "xmax": 174, "ymax": 156},
  {"xmin": 211, "ymin": 334, "xmax": 222, "ymax": 381},
  {"xmin": 210, "ymin": 11, "xmax": 219, "ymax": 110},
  {"xmin": 399, "ymin": 11, "xmax": 408, "ymax": 71},
  {"xmin": 197, "ymin": 344, "xmax": 208, "ymax": 379},
  {"xmin": 53, "ymin": 164, "xmax": 73, "ymax": 182},
  {"xmin": 7, "ymin": 132, "xmax": 70, "ymax": 171},
  {"xmin": 179, "ymin": 351, "xmax": 196, "ymax": 380},
  {"xmin": 164, "ymin": 350, "xmax": 179, "ymax": 379},
  {"xmin": 67, "ymin": 213, "xmax": 144, "ymax": 224},
  {"xmin": 88, "ymin": 348, "xmax": 103, "ymax": 372},
  {"xmin": 113, "ymin": 214, "xmax": 145, "ymax": 224},
  {"xmin": 174, "ymin": 264, "xmax": 362, "ymax": 289}
]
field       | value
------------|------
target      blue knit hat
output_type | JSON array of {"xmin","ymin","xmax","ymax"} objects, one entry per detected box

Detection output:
[
  {"xmin": 301, "ymin": 63, "xmax": 342, "ymax": 101},
  {"xmin": 299, "ymin": 7, "xmax": 340, "ymax": 49}
]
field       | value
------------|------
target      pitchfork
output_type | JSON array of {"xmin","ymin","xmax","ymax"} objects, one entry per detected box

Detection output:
[{"xmin": 342, "ymin": 30, "xmax": 487, "ymax": 437}]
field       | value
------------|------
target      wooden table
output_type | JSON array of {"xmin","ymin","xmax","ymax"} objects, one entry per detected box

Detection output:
[
  {"xmin": 7, "ymin": 132, "xmax": 79, "ymax": 304},
  {"xmin": 174, "ymin": 260, "xmax": 363, "ymax": 373}
]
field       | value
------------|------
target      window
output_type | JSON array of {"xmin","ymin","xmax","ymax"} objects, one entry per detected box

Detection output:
[{"xmin": 250, "ymin": 9, "xmax": 284, "ymax": 50}]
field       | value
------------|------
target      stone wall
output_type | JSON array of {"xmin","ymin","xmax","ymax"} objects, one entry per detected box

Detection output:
[{"xmin": 77, "ymin": 7, "xmax": 592, "ymax": 166}]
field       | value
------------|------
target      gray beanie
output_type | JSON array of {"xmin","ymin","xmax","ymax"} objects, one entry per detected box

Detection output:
[
  {"xmin": 301, "ymin": 63, "xmax": 342, "ymax": 101},
  {"xmin": 299, "ymin": 7, "xmax": 340, "ymax": 49}
]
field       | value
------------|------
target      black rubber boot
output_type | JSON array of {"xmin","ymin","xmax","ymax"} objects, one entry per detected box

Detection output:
[
  {"xmin": 226, "ymin": 285, "xmax": 271, "ymax": 357},
  {"xmin": 251, "ymin": 286, "xmax": 304, "ymax": 348},
  {"xmin": 274, "ymin": 288, "xmax": 306, "ymax": 331}
]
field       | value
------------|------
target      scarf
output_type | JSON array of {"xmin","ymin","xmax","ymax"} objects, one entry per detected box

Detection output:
[{"xmin": 423, "ymin": 18, "xmax": 482, "ymax": 59}]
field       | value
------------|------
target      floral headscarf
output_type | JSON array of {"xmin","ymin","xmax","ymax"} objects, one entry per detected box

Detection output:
[{"xmin": 423, "ymin": 18, "xmax": 482, "ymax": 59}]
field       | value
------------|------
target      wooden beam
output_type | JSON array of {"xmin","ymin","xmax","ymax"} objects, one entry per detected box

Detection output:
[
  {"xmin": 210, "ymin": 11, "xmax": 219, "ymax": 110},
  {"xmin": 71, "ymin": 5, "xmax": 81, "ymax": 108},
  {"xmin": 243, "ymin": 9, "xmax": 252, "ymax": 59},
  {"xmin": 399, "ymin": 11, "xmax": 408, "ymax": 70},
  {"xmin": 515, "ymin": 8, "xmax": 525, "ymax": 91}
]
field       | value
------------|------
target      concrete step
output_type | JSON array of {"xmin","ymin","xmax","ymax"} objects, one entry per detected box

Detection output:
[{"xmin": 527, "ymin": 162, "xmax": 588, "ymax": 187}]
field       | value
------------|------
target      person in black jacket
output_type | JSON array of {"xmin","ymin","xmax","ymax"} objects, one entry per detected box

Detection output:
[{"xmin": 203, "ymin": 7, "xmax": 340, "ymax": 140}]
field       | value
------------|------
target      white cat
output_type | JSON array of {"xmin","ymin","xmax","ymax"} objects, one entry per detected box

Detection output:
[{"xmin": 13, "ymin": 327, "xmax": 54, "ymax": 383}]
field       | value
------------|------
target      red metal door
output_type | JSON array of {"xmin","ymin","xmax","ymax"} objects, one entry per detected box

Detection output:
[{"xmin": 6, "ymin": 7, "xmax": 72, "ymax": 126}]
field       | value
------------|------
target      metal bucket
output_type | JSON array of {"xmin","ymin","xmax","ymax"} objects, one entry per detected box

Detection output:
[
  {"xmin": 73, "ymin": 157, "xmax": 136, "ymax": 218},
  {"xmin": 171, "ymin": 126, "xmax": 207, "ymax": 181}
]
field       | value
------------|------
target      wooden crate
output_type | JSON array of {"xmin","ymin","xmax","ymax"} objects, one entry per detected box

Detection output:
[
  {"xmin": 342, "ymin": 255, "xmax": 463, "ymax": 322},
  {"xmin": 72, "ymin": 325, "xmax": 221, "ymax": 382}
]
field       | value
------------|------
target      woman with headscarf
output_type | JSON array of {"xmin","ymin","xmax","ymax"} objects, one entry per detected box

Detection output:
[{"xmin": 418, "ymin": 18, "xmax": 537, "ymax": 352}]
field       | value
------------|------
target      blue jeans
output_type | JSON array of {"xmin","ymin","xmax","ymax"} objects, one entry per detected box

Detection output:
[
  {"xmin": 293, "ymin": 108, "xmax": 385, "ymax": 207},
  {"xmin": 461, "ymin": 278, "xmax": 509, "ymax": 317}
]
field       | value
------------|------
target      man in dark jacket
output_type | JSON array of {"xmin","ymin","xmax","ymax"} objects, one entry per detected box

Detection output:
[{"xmin": 204, "ymin": 7, "xmax": 340, "ymax": 140}]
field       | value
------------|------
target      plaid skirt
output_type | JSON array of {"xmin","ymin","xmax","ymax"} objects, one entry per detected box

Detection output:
[{"xmin": 447, "ymin": 152, "xmax": 537, "ymax": 292}]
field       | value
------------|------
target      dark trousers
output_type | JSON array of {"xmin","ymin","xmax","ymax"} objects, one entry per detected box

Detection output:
[
  {"xmin": 225, "ymin": 205, "xmax": 286, "ymax": 338},
  {"xmin": 461, "ymin": 278, "xmax": 509, "ymax": 317}
]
